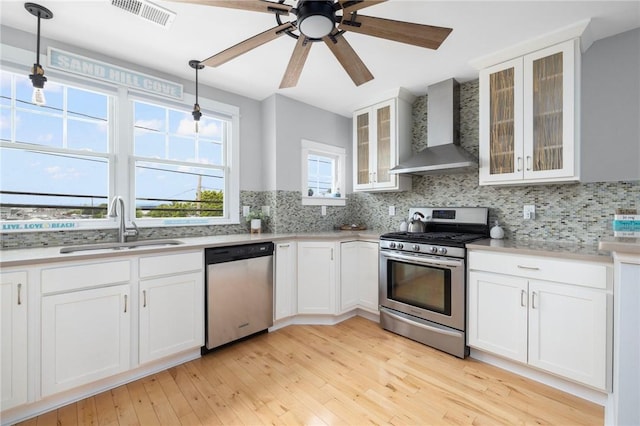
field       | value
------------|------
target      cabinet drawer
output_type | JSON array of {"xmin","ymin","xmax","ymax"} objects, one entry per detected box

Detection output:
[
  {"xmin": 139, "ymin": 251, "xmax": 203, "ymax": 278},
  {"xmin": 42, "ymin": 260, "xmax": 131, "ymax": 294},
  {"xmin": 468, "ymin": 251, "xmax": 610, "ymax": 289}
]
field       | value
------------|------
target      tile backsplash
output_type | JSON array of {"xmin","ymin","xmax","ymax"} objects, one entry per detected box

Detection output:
[{"xmin": 2, "ymin": 80, "xmax": 637, "ymax": 249}]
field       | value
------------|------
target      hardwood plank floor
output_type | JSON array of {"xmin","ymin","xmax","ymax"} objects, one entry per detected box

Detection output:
[{"xmin": 18, "ymin": 317, "xmax": 603, "ymax": 425}]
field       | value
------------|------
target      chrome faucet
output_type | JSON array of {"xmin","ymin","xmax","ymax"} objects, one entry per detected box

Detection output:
[{"xmin": 107, "ymin": 196, "xmax": 138, "ymax": 243}]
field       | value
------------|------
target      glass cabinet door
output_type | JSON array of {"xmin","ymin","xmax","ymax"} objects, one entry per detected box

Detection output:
[
  {"xmin": 375, "ymin": 104, "xmax": 392, "ymax": 184},
  {"xmin": 355, "ymin": 111, "xmax": 371, "ymax": 186}
]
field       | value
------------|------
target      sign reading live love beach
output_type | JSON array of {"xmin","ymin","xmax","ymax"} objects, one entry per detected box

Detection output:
[{"xmin": 48, "ymin": 47, "xmax": 183, "ymax": 100}]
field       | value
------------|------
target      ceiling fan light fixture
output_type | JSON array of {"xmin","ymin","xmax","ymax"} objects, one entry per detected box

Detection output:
[{"xmin": 297, "ymin": 0, "xmax": 335, "ymax": 39}]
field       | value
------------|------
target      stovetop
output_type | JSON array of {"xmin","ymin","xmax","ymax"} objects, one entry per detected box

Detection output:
[{"xmin": 381, "ymin": 231, "xmax": 487, "ymax": 247}]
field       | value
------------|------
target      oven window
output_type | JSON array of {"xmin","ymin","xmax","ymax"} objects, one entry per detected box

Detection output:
[{"xmin": 388, "ymin": 261, "xmax": 451, "ymax": 315}]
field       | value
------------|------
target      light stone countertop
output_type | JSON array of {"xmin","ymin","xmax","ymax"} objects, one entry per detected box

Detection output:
[
  {"xmin": 598, "ymin": 237, "xmax": 640, "ymax": 255},
  {"xmin": 466, "ymin": 238, "xmax": 613, "ymax": 264},
  {"xmin": 0, "ymin": 231, "xmax": 383, "ymax": 268}
]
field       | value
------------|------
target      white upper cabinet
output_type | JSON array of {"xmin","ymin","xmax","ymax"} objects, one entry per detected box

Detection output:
[
  {"xmin": 479, "ymin": 39, "xmax": 580, "ymax": 185},
  {"xmin": 353, "ymin": 90, "xmax": 413, "ymax": 192}
]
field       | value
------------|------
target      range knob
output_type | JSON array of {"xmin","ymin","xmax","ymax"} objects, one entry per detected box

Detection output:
[
  {"xmin": 397, "ymin": 243, "xmax": 404, "ymax": 249},
  {"xmin": 412, "ymin": 244, "xmax": 420, "ymax": 252},
  {"xmin": 389, "ymin": 242, "xmax": 396, "ymax": 249},
  {"xmin": 430, "ymin": 246, "xmax": 438, "ymax": 254},
  {"xmin": 438, "ymin": 247, "xmax": 448, "ymax": 255}
]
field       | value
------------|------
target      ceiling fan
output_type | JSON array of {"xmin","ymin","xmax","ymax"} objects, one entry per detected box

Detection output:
[{"xmin": 170, "ymin": 0, "xmax": 453, "ymax": 88}]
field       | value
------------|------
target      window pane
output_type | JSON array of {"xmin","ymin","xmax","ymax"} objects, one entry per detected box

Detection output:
[
  {"xmin": 67, "ymin": 118, "xmax": 108, "ymax": 152},
  {"xmin": 135, "ymin": 161, "xmax": 224, "ymax": 218},
  {"xmin": 199, "ymin": 116, "xmax": 224, "ymax": 141},
  {"xmin": 307, "ymin": 154, "xmax": 335, "ymax": 195},
  {"xmin": 15, "ymin": 111, "xmax": 63, "ymax": 148},
  {"xmin": 199, "ymin": 140, "xmax": 223, "ymax": 165},
  {"xmin": 0, "ymin": 72, "xmax": 11, "ymax": 107},
  {"xmin": 134, "ymin": 102, "xmax": 165, "ymax": 132},
  {"xmin": 68, "ymin": 87, "xmax": 108, "ymax": 120},
  {"xmin": 0, "ymin": 107, "xmax": 10, "ymax": 141},
  {"xmin": 0, "ymin": 147, "xmax": 109, "ymax": 220},
  {"xmin": 134, "ymin": 128, "xmax": 165, "ymax": 158},
  {"xmin": 168, "ymin": 135, "xmax": 195, "ymax": 162},
  {"xmin": 169, "ymin": 109, "xmax": 194, "ymax": 136}
]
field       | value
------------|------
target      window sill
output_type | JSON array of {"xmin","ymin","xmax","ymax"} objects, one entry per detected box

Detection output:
[{"xmin": 302, "ymin": 196, "xmax": 346, "ymax": 207}]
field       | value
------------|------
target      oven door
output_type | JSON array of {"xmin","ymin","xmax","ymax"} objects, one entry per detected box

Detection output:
[{"xmin": 379, "ymin": 249, "xmax": 465, "ymax": 331}]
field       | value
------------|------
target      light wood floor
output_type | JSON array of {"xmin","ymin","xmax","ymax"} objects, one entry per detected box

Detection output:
[{"xmin": 18, "ymin": 317, "xmax": 603, "ymax": 425}]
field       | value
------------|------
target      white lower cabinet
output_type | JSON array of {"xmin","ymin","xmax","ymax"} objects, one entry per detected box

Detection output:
[
  {"xmin": 138, "ymin": 251, "xmax": 203, "ymax": 364},
  {"xmin": 340, "ymin": 241, "xmax": 379, "ymax": 312},
  {"xmin": 297, "ymin": 241, "xmax": 336, "ymax": 314},
  {"xmin": 41, "ymin": 284, "xmax": 131, "ymax": 396},
  {"xmin": 1, "ymin": 271, "xmax": 28, "ymax": 410},
  {"xmin": 468, "ymin": 250, "xmax": 612, "ymax": 391},
  {"xmin": 275, "ymin": 241, "xmax": 297, "ymax": 320}
]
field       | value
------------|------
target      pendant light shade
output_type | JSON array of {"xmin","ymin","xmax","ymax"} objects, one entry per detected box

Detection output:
[
  {"xmin": 25, "ymin": 3, "xmax": 53, "ymax": 107},
  {"xmin": 189, "ymin": 60, "xmax": 204, "ymax": 133}
]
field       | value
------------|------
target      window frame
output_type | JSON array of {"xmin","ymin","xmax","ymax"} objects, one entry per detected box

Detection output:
[
  {"xmin": 301, "ymin": 139, "xmax": 346, "ymax": 207},
  {"xmin": 0, "ymin": 47, "xmax": 240, "ymax": 232}
]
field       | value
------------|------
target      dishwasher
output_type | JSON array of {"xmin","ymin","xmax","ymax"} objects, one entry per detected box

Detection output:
[{"xmin": 204, "ymin": 242, "xmax": 274, "ymax": 350}]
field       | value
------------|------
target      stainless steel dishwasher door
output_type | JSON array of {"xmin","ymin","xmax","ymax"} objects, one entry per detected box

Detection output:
[{"xmin": 206, "ymin": 254, "xmax": 273, "ymax": 349}]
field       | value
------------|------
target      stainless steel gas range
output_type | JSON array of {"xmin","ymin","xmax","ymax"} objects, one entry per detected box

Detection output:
[{"xmin": 379, "ymin": 207, "xmax": 489, "ymax": 358}]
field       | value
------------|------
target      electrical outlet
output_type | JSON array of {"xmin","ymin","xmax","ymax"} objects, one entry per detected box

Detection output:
[
  {"xmin": 261, "ymin": 205, "xmax": 270, "ymax": 216},
  {"xmin": 321, "ymin": 206, "xmax": 327, "ymax": 216},
  {"xmin": 389, "ymin": 206, "xmax": 396, "ymax": 216},
  {"xmin": 523, "ymin": 205, "xmax": 536, "ymax": 220},
  {"xmin": 242, "ymin": 206, "xmax": 250, "ymax": 217}
]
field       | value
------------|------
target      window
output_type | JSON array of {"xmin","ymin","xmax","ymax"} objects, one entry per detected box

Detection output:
[
  {"xmin": 0, "ymin": 65, "xmax": 239, "ymax": 231},
  {"xmin": 301, "ymin": 139, "xmax": 346, "ymax": 206},
  {"xmin": 132, "ymin": 100, "xmax": 232, "ymax": 221},
  {"xmin": 0, "ymin": 71, "xmax": 112, "ymax": 223}
]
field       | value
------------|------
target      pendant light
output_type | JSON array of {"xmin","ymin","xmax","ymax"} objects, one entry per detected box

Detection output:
[
  {"xmin": 189, "ymin": 60, "xmax": 204, "ymax": 133},
  {"xmin": 25, "ymin": 3, "xmax": 53, "ymax": 107}
]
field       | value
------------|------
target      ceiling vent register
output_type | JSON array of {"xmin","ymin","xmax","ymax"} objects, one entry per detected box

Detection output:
[{"xmin": 111, "ymin": 0, "xmax": 176, "ymax": 29}]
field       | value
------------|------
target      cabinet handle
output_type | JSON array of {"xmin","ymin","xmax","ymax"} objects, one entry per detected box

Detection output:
[
  {"xmin": 531, "ymin": 291, "xmax": 537, "ymax": 309},
  {"xmin": 331, "ymin": 248, "xmax": 334, "ymax": 261},
  {"xmin": 124, "ymin": 294, "xmax": 128, "ymax": 313},
  {"xmin": 143, "ymin": 290, "xmax": 147, "ymax": 307},
  {"xmin": 526, "ymin": 156, "xmax": 532, "ymax": 171},
  {"xmin": 279, "ymin": 244, "xmax": 290, "ymax": 248},
  {"xmin": 373, "ymin": 171, "xmax": 377, "ymax": 183},
  {"xmin": 520, "ymin": 290, "xmax": 526, "ymax": 307},
  {"xmin": 517, "ymin": 157, "xmax": 523, "ymax": 172},
  {"xmin": 517, "ymin": 265, "xmax": 540, "ymax": 271},
  {"xmin": 17, "ymin": 283, "xmax": 22, "ymax": 305}
]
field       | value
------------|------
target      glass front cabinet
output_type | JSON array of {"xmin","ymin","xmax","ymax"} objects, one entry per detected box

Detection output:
[
  {"xmin": 353, "ymin": 92, "xmax": 412, "ymax": 192},
  {"xmin": 479, "ymin": 39, "xmax": 580, "ymax": 185}
]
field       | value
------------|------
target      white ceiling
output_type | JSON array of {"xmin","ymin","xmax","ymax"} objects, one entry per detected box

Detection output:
[{"xmin": 1, "ymin": 0, "xmax": 639, "ymax": 117}]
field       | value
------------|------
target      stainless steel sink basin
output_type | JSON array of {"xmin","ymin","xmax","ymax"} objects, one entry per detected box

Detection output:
[{"xmin": 60, "ymin": 239, "xmax": 183, "ymax": 254}]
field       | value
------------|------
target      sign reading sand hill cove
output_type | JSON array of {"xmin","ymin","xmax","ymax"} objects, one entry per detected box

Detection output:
[{"xmin": 48, "ymin": 47, "xmax": 183, "ymax": 100}]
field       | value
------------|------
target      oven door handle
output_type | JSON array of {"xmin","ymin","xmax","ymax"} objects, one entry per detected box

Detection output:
[
  {"xmin": 382, "ymin": 308, "xmax": 462, "ymax": 338},
  {"xmin": 381, "ymin": 251, "xmax": 463, "ymax": 268}
]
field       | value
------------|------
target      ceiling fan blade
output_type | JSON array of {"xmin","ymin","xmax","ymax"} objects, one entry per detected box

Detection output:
[
  {"xmin": 339, "ymin": 0, "xmax": 386, "ymax": 14},
  {"xmin": 339, "ymin": 14, "xmax": 452, "ymax": 50},
  {"xmin": 323, "ymin": 34, "xmax": 373, "ymax": 86},
  {"xmin": 280, "ymin": 37, "xmax": 313, "ymax": 89},
  {"xmin": 167, "ymin": 0, "xmax": 291, "ymax": 15},
  {"xmin": 202, "ymin": 22, "xmax": 295, "ymax": 67}
]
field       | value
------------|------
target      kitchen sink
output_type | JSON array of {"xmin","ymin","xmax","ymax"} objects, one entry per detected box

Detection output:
[{"xmin": 59, "ymin": 239, "xmax": 183, "ymax": 254}]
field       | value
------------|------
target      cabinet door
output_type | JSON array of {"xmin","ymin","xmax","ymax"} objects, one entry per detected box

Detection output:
[
  {"xmin": 297, "ymin": 242, "xmax": 336, "ymax": 314},
  {"xmin": 1, "ymin": 272, "xmax": 28, "ymax": 410},
  {"xmin": 479, "ymin": 57, "xmax": 524, "ymax": 184},
  {"xmin": 467, "ymin": 271, "xmax": 528, "ymax": 362},
  {"xmin": 41, "ymin": 285, "xmax": 130, "ymax": 396},
  {"xmin": 354, "ymin": 108, "xmax": 373, "ymax": 190},
  {"xmin": 340, "ymin": 242, "xmax": 360, "ymax": 312},
  {"xmin": 275, "ymin": 242, "xmax": 297, "ymax": 320},
  {"xmin": 371, "ymin": 100, "xmax": 398, "ymax": 189},
  {"xmin": 139, "ymin": 272, "xmax": 203, "ymax": 364},
  {"xmin": 528, "ymin": 280, "xmax": 608, "ymax": 389},
  {"xmin": 523, "ymin": 40, "xmax": 577, "ymax": 180},
  {"xmin": 358, "ymin": 241, "xmax": 379, "ymax": 312}
]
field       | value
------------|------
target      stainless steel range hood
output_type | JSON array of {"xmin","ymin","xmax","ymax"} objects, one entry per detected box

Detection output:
[{"xmin": 390, "ymin": 78, "xmax": 476, "ymax": 175}]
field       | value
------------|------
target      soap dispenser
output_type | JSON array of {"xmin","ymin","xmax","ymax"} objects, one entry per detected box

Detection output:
[{"xmin": 490, "ymin": 220, "xmax": 504, "ymax": 239}]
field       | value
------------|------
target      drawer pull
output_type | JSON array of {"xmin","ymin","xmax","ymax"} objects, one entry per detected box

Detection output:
[
  {"xmin": 517, "ymin": 265, "xmax": 540, "ymax": 271},
  {"xmin": 531, "ymin": 291, "xmax": 537, "ymax": 309},
  {"xmin": 124, "ymin": 294, "xmax": 128, "ymax": 313},
  {"xmin": 143, "ymin": 290, "xmax": 147, "ymax": 307},
  {"xmin": 520, "ymin": 290, "xmax": 527, "ymax": 307},
  {"xmin": 17, "ymin": 283, "xmax": 22, "ymax": 305}
]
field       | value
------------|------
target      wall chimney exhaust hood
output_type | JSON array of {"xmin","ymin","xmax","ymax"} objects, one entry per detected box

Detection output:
[{"xmin": 390, "ymin": 78, "xmax": 476, "ymax": 175}]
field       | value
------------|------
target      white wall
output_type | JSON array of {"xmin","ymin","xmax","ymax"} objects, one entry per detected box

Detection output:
[
  {"xmin": 581, "ymin": 27, "xmax": 640, "ymax": 182},
  {"xmin": 261, "ymin": 95, "xmax": 277, "ymax": 191}
]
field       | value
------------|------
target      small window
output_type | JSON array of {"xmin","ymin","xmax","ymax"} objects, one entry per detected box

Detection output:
[{"xmin": 301, "ymin": 139, "xmax": 346, "ymax": 206}]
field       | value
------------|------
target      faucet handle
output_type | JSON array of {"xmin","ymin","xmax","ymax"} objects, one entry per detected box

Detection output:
[{"xmin": 124, "ymin": 221, "xmax": 139, "ymax": 239}]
